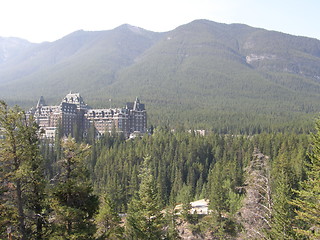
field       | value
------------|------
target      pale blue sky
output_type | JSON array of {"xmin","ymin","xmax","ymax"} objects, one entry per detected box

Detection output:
[{"xmin": 0, "ymin": 0, "xmax": 319, "ymax": 42}]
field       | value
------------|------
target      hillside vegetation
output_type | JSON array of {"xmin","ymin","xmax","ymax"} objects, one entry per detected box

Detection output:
[{"xmin": 1, "ymin": 20, "xmax": 320, "ymax": 132}]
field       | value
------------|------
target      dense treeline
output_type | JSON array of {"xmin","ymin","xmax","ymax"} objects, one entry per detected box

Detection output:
[
  {"xmin": 146, "ymin": 98, "xmax": 317, "ymax": 135},
  {"xmin": 1, "ymin": 100, "xmax": 319, "ymax": 239},
  {"xmin": 92, "ymin": 128, "xmax": 253, "ymax": 211},
  {"xmin": 90, "ymin": 127, "xmax": 319, "ymax": 238}
]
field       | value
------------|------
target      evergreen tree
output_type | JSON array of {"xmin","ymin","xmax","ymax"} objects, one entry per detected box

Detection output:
[
  {"xmin": 268, "ymin": 154, "xmax": 297, "ymax": 239},
  {"xmin": 125, "ymin": 156, "xmax": 164, "ymax": 239},
  {"xmin": 164, "ymin": 203, "xmax": 181, "ymax": 240},
  {"xmin": 95, "ymin": 195, "xmax": 124, "ymax": 240},
  {"xmin": 0, "ymin": 134, "xmax": 17, "ymax": 239},
  {"xmin": 0, "ymin": 102, "xmax": 27, "ymax": 239},
  {"xmin": 208, "ymin": 161, "xmax": 227, "ymax": 222},
  {"xmin": 54, "ymin": 120, "xmax": 63, "ymax": 162},
  {"xmin": 0, "ymin": 101, "xmax": 47, "ymax": 239},
  {"xmin": 50, "ymin": 137, "xmax": 99, "ymax": 240},
  {"xmin": 291, "ymin": 120, "xmax": 320, "ymax": 239},
  {"xmin": 20, "ymin": 116, "xmax": 48, "ymax": 240},
  {"xmin": 176, "ymin": 184, "xmax": 192, "ymax": 222}
]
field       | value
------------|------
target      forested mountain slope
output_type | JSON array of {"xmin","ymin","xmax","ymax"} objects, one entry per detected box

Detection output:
[
  {"xmin": 1, "ymin": 20, "xmax": 320, "ymax": 132},
  {"xmin": 0, "ymin": 25, "xmax": 162, "ymax": 104},
  {"xmin": 0, "ymin": 37, "xmax": 34, "ymax": 65}
]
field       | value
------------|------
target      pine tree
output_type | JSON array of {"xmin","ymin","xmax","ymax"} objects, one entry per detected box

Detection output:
[
  {"xmin": 95, "ymin": 195, "xmax": 124, "ymax": 239},
  {"xmin": 291, "ymin": 120, "xmax": 320, "ymax": 239},
  {"xmin": 0, "ymin": 102, "xmax": 27, "ymax": 239},
  {"xmin": 208, "ymin": 161, "xmax": 227, "ymax": 222},
  {"xmin": 164, "ymin": 203, "xmax": 181, "ymax": 240},
  {"xmin": 0, "ymin": 101, "xmax": 47, "ymax": 239},
  {"xmin": 176, "ymin": 184, "xmax": 192, "ymax": 222},
  {"xmin": 125, "ymin": 156, "xmax": 164, "ymax": 239},
  {"xmin": 268, "ymin": 154, "xmax": 297, "ymax": 240},
  {"xmin": 19, "ymin": 115, "xmax": 48, "ymax": 240},
  {"xmin": 54, "ymin": 120, "xmax": 63, "ymax": 162},
  {"xmin": 0, "ymin": 161, "xmax": 16, "ymax": 239},
  {"xmin": 50, "ymin": 137, "xmax": 99, "ymax": 240}
]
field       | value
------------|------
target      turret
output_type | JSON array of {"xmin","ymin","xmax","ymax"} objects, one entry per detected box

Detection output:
[
  {"xmin": 133, "ymin": 97, "xmax": 140, "ymax": 110},
  {"xmin": 36, "ymin": 96, "xmax": 46, "ymax": 108}
]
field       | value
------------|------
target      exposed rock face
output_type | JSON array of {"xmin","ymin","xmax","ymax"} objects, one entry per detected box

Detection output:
[{"xmin": 246, "ymin": 54, "xmax": 277, "ymax": 64}]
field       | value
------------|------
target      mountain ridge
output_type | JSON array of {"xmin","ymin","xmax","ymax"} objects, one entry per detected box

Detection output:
[{"xmin": 1, "ymin": 19, "xmax": 320, "ymax": 132}]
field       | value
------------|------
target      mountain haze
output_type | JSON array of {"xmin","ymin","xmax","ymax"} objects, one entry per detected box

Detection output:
[
  {"xmin": 1, "ymin": 19, "xmax": 320, "ymax": 132},
  {"xmin": 0, "ymin": 25, "xmax": 161, "ymax": 101},
  {"xmin": 0, "ymin": 37, "xmax": 35, "ymax": 65}
]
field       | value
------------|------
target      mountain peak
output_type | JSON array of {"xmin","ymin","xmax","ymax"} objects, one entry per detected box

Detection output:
[
  {"xmin": 1, "ymin": 20, "xmax": 320, "ymax": 132},
  {"xmin": 116, "ymin": 24, "xmax": 149, "ymax": 34}
]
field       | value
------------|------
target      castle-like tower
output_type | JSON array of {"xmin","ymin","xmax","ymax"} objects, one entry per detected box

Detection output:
[{"xmin": 28, "ymin": 92, "xmax": 147, "ymax": 138}]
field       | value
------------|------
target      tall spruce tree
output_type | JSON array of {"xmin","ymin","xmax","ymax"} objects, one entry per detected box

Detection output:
[
  {"xmin": 0, "ymin": 101, "xmax": 47, "ymax": 240},
  {"xmin": 95, "ymin": 195, "xmax": 124, "ymax": 239},
  {"xmin": 291, "ymin": 120, "xmax": 320, "ymax": 239},
  {"xmin": 268, "ymin": 153, "xmax": 297, "ymax": 240},
  {"xmin": 0, "ymin": 101, "xmax": 27, "ymax": 239},
  {"xmin": 125, "ymin": 156, "xmax": 164, "ymax": 239},
  {"xmin": 20, "ymin": 115, "xmax": 48, "ymax": 240},
  {"xmin": 49, "ymin": 137, "xmax": 99, "ymax": 240},
  {"xmin": 208, "ymin": 161, "xmax": 227, "ymax": 222}
]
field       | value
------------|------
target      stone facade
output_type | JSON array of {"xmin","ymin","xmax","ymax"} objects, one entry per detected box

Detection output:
[{"xmin": 28, "ymin": 92, "xmax": 147, "ymax": 138}]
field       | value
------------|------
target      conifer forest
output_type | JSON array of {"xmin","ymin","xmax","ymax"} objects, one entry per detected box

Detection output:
[{"xmin": 0, "ymin": 100, "xmax": 319, "ymax": 239}]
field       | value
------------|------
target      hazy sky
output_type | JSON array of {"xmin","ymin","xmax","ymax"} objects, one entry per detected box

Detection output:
[{"xmin": 0, "ymin": 0, "xmax": 319, "ymax": 43}]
